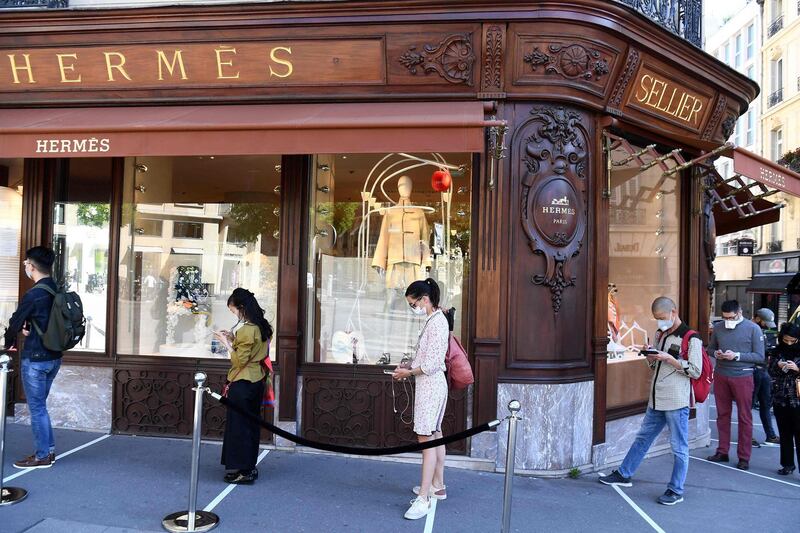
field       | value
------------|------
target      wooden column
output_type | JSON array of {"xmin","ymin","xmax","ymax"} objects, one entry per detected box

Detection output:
[{"xmin": 276, "ymin": 155, "xmax": 309, "ymax": 421}]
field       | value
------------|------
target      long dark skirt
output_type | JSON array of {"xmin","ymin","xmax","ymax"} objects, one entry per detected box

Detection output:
[{"xmin": 221, "ymin": 379, "xmax": 264, "ymax": 471}]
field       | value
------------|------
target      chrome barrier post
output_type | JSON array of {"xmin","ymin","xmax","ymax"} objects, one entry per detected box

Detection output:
[
  {"xmin": 162, "ymin": 372, "xmax": 219, "ymax": 532},
  {"xmin": 0, "ymin": 352, "xmax": 27, "ymax": 506},
  {"xmin": 501, "ymin": 399, "xmax": 521, "ymax": 533}
]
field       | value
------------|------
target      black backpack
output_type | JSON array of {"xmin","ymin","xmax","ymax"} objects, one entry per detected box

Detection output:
[{"xmin": 31, "ymin": 284, "xmax": 86, "ymax": 352}]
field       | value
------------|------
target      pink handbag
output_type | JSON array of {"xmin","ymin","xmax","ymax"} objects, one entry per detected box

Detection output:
[{"xmin": 445, "ymin": 334, "xmax": 474, "ymax": 390}]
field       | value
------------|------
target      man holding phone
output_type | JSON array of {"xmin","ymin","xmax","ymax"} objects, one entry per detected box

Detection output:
[
  {"xmin": 707, "ymin": 300, "xmax": 765, "ymax": 470},
  {"xmin": 599, "ymin": 297, "xmax": 702, "ymax": 506}
]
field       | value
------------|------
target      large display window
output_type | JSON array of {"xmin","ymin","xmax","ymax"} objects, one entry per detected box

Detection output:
[
  {"xmin": 117, "ymin": 155, "xmax": 281, "ymax": 359},
  {"xmin": 606, "ymin": 140, "xmax": 681, "ymax": 412},
  {"xmin": 53, "ymin": 158, "xmax": 113, "ymax": 352},
  {"xmin": 305, "ymin": 153, "xmax": 472, "ymax": 365},
  {"xmin": 0, "ymin": 159, "xmax": 23, "ymax": 336}
]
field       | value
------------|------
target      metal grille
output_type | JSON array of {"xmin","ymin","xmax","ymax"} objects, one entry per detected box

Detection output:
[
  {"xmin": 0, "ymin": 0, "xmax": 67, "ymax": 8},
  {"xmin": 616, "ymin": 0, "xmax": 702, "ymax": 47}
]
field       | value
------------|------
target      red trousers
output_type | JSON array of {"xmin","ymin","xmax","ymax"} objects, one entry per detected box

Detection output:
[{"xmin": 715, "ymin": 373, "xmax": 754, "ymax": 461}]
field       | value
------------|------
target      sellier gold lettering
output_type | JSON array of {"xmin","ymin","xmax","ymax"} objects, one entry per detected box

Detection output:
[
  {"xmin": 104, "ymin": 52, "xmax": 132, "ymax": 81},
  {"xmin": 634, "ymin": 72, "xmax": 704, "ymax": 126},
  {"xmin": 215, "ymin": 46, "xmax": 240, "ymax": 79},
  {"xmin": 269, "ymin": 46, "xmax": 293, "ymax": 78},
  {"xmin": 56, "ymin": 53, "xmax": 81, "ymax": 83}
]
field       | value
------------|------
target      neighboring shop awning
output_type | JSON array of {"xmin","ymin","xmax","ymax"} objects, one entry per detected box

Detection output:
[
  {"xmin": 604, "ymin": 133, "xmax": 799, "ymax": 236},
  {"xmin": 0, "ymin": 102, "xmax": 494, "ymax": 157},
  {"xmin": 746, "ymin": 274, "xmax": 797, "ymax": 294},
  {"xmin": 787, "ymin": 272, "xmax": 800, "ymax": 295}
]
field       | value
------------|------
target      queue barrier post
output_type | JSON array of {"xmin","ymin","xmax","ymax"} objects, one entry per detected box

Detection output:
[
  {"xmin": 162, "ymin": 372, "xmax": 219, "ymax": 533},
  {"xmin": 501, "ymin": 399, "xmax": 521, "ymax": 533},
  {"xmin": 0, "ymin": 351, "xmax": 27, "ymax": 506}
]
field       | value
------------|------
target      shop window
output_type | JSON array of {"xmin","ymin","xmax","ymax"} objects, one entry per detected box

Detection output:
[
  {"xmin": 305, "ymin": 153, "xmax": 471, "ymax": 365},
  {"xmin": 607, "ymin": 140, "xmax": 681, "ymax": 413},
  {"xmin": 759, "ymin": 258, "xmax": 786, "ymax": 274},
  {"xmin": 52, "ymin": 159, "xmax": 113, "ymax": 353},
  {"xmin": 788, "ymin": 257, "xmax": 799, "ymax": 272},
  {"xmin": 117, "ymin": 155, "xmax": 281, "ymax": 359},
  {"xmin": 172, "ymin": 221, "xmax": 204, "ymax": 239},
  {"xmin": 0, "ymin": 159, "xmax": 24, "ymax": 335}
]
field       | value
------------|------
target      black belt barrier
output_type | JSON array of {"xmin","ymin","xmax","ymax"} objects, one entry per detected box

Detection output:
[{"xmin": 206, "ymin": 389, "xmax": 501, "ymax": 456}]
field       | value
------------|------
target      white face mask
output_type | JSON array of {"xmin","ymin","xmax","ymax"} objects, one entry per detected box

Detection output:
[
  {"xmin": 24, "ymin": 265, "xmax": 33, "ymax": 280},
  {"xmin": 411, "ymin": 305, "xmax": 426, "ymax": 316},
  {"xmin": 656, "ymin": 318, "xmax": 674, "ymax": 332},
  {"xmin": 724, "ymin": 315, "xmax": 742, "ymax": 329}
]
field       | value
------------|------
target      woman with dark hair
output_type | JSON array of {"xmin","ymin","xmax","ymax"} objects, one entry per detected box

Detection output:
[
  {"xmin": 392, "ymin": 278, "xmax": 449, "ymax": 520},
  {"xmin": 213, "ymin": 287, "xmax": 273, "ymax": 484},
  {"xmin": 768, "ymin": 322, "xmax": 800, "ymax": 476}
]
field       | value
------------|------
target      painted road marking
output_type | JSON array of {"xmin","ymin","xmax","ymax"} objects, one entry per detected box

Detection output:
[
  {"xmin": 203, "ymin": 449, "xmax": 270, "ymax": 512},
  {"xmin": 3, "ymin": 434, "xmax": 111, "ymax": 484},
  {"xmin": 611, "ymin": 484, "xmax": 667, "ymax": 533},
  {"xmin": 423, "ymin": 498, "xmax": 437, "ymax": 533},
  {"xmin": 691, "ymin": 456, "xmax": 800, "ymax": 488}
]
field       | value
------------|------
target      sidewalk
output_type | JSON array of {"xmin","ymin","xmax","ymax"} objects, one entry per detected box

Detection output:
[{"xmin": 2, "ymin": 397, "xmax": 798, "ymax": 532}]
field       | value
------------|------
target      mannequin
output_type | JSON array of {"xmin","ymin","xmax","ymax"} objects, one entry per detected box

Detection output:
[{"xmin": 371, "ymin": 176, "xmax": 431, "ymax": 361}]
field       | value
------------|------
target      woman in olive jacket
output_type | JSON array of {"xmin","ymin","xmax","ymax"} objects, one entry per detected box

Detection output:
[
  {"xmin": 214, "ymin": 288, "xmax": 272, "ymax": 484},
  {"xmin": 767, "ymin": 322, "xmax": 800, "ymax": 476}
]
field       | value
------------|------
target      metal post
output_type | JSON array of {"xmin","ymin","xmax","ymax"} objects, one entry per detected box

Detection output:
[
  {"xmin": 162, "ymin": 372, "xmax": 219, "ymax": 533},
  {"xmin": 501, "ymin": 399, "xmax": 522, "ymax": 533},
  {"xmin": 0, "ymin": 351, "xmax": 28, "ymax": 506}
]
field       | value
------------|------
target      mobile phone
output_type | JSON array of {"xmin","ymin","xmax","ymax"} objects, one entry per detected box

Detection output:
[
  {"xmin": 383, "ymin": 369, "xmax": 395, "ymax": 375},
  {"xmin": 638, "ymin": 349, "xmax": 658, "ymax": 356}
]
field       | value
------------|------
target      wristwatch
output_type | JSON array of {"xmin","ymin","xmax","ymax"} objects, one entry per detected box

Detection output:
[{"xmin": 734, "ymin": 353, "xmax": 741, "ymax": 361}]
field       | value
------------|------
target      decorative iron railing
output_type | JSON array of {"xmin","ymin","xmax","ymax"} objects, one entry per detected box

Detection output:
[
  {"xmin": 768, "ymin": 88, "xmax": 784, "ymax": 108},
  {"xmin": 0, "ymin": 0, "xmax": 67, "ymax": 8},
  {"xmin": 616, "ymin": 0, "xmax": 702, "ymax": 47},
  {"xmin": 768, "ymin": 15, "xmax": 784, "ymax": 38}
]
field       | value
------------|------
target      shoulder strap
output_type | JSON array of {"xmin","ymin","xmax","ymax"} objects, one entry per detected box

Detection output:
[
  {"xmin": 680, "ymin": 329, "xmax": 698, "ymax": 359},
  {"xmin": 31, "ymin": 284, "xmax": 57, "ymax": 297},
  {"xmin": 28, "ymin": 284, "xmax": 57, "ymax": 336}
]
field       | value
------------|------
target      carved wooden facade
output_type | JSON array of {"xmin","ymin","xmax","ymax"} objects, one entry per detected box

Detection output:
[{"xmin": 0, "ymin": 1, "xmax": 756, "ymax": 452}]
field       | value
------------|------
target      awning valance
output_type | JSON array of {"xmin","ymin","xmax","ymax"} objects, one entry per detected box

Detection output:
[
  {"xmin": 0, "ymin": 102, "xmax": 493, "ymax": 158},
  {"xmin": 746, "ymin": 274, "xmax": 797, "ymax": 294}
]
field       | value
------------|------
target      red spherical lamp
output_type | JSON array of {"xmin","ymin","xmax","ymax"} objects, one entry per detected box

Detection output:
[{"xmin": 431, "ymin": 169, "xmax": 452, "ymax": 192}]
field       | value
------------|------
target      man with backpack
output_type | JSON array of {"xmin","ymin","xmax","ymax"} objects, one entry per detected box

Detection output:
[
  {"xmin": 599, "ymin": 296, "xmax": 703, "ymax": 506},
  {"xmin": 3, "ymin": 247, "xmax": 63, "ymax": 469}
]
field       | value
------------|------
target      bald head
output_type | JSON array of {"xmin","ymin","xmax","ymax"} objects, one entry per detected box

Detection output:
[{"xmin": 651, "ymin": 297, "xmax": 676, "ymax": 315}]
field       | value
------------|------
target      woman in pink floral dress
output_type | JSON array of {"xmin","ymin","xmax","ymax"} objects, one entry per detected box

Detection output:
[{"xmin": 392, "ymin": 278, "xmax": 449, "ymax": 520}]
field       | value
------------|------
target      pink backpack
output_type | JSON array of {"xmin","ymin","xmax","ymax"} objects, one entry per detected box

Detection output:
[{"xmin": 445, "ymin": 334, "xmax": 474, "ymax": 389}]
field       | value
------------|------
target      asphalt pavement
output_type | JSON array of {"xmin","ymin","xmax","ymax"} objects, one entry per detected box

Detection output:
[{"xmin": 2, "ymin": 394, "xmax": 798, "ymax": 533}]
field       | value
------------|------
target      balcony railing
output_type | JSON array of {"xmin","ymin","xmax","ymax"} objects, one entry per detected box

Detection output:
[
  {"xmin": 768, "ymin": 88, "xmax": 784, "ymax": 108},
  {"xmin": 616, "ymin": 0, "xmax": 702, "ymax": 47},
  {"xmin": 768, "ymin": 16, "xmax": 784, "ymax": 38},
  {"xmin": 0, "ymin": 1, "xmax": 67, "ymax": 7}
]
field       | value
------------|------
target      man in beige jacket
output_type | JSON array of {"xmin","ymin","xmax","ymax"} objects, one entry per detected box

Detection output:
[{"xmin": 599, "ymin": 296, "xmax": 703, "ymax": 506}]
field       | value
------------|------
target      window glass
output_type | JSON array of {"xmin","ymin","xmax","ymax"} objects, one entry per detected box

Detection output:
[
  {"xmin": 787, "ymin": 257, "xmax": 799, "ymax": 273},
  {"xmin": 53, "ymin": 159, "xmax": 113, "ymax": 352},
  {"xmin": 760, "ymin": 259, "xmax": 786, "ymax": 274},
  {"xmin": 734, "ymin": 34, "xmax": 742, "ymax": 68},
  {"xmin": 0, "ymin": 159, "xmax": 24, "ymax": 335},
  {"xmin": 607, "ymin": 140, "xmax": 681, "ymax": 412},
  {"xmin": 746, "ymin": 24, "xmax": 754, "ymax": 59},
  {"xmin": 117, "ymin": 156, "xmax": 281, "ymax": 359},
  {"xmin": 305, "ymin": 153, "xmax": 471, "ymax": 365}
]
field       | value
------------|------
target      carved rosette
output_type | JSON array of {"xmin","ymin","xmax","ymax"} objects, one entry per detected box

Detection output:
[
  {"xmin": 609, "ymin": 48, "xmax": 641, "ymax": 107},
  {"xmin": 519, "ymin": 106, "xmax": 588, "ymax": 313},
  {"xmin": 523, "ymin": 43, "xmax": 610, "ymax": 81},
  {"xmin": 398, "ymin": 34, "xmax": 476, "ymax": 85}
]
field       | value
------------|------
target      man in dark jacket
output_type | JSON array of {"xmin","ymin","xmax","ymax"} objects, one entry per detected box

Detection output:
[
  {"xmin": 752, "ymin": 308, "xmax": 779, "ymax": 446},
  {"xmin": 3, "ymin": 247, "xmax": 62, "ymax": 469}
]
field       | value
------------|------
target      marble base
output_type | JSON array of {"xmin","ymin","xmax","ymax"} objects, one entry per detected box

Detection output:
[
  {"xmin": 600, "ymin": 403, "xmax": 711, "ymax": 468},
  {"xmin": 496, "ymin": 381, "xmax": 594, "ymax": 473},
  {"xmin": 15, "ymin": 364, "xmax": 112, "ymax": 432}
]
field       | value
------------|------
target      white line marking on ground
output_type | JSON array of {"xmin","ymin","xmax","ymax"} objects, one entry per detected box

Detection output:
[
  {"xmin": 709, "ymin": 419, "xmax": 763, "ymax": 428},
  {"xmin": 423, "ymin": 498, "xmax": 437, "ymax": 533},
  {"xmin": 611, "ymin": 484, "xmax": 666, "ymax": 533},
  {"xmin": 709, "ymin": 437, "xmax": 778, "ymax": 447},
  {"xmin": 690, "ymin": 456, "xmax": 800, "ymax": 488},
  {"xmin": 203, "ymin": 449, "xmax": 270, "ymax": 512},
  {"xmin": 3, "ymin": 434, "xmax": 110, "ymax": 484}
]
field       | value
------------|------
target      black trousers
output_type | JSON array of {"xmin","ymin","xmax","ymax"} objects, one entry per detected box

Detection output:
[
  {"xmin": 221, "ymin": 379, "xmax": 264, "ymax": 471},
  {"xmin": 773, "ymin": 403, "xmax": 800, "ymax": 468}
]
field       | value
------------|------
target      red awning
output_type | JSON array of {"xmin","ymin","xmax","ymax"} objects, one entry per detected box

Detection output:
[
  {"xmin": 730, "ymin": 146, "xmax": 800, "ymax": 197},
  {"xmin": 0, "ymin": 102, "xmax": 492, "ymax": 157}
]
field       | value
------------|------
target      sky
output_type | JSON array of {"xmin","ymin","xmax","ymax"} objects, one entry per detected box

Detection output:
[{"xmin": 703, "ymin": 0, "xmax": 751, "ymax": 36}]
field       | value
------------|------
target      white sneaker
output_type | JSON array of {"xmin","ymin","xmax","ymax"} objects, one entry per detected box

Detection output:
[
  {"xmin": 404, "ymin": 497, "xmax": 431, "ymax": 520},
  {"xmin": 412, "ymin": 485, "xmax": 447, "ymax": 500}
]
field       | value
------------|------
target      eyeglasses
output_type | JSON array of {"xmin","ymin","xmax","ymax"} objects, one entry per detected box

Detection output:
[{"xmin": 408, "ymin": 297, "xmax": 422, "ymax": 309}]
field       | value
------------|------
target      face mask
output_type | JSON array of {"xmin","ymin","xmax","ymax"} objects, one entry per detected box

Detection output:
[
  {"xmin": 411, "ymin": 305, "xmax": 426, "ymax": 316},
  {"xmin": 24, "ymin": 265, "xmax": 33, "ymax": 280},
  {"xmin": 724, "ymin": 315, "xmax": 742, "ymax": 329},
  {"xmin": 656, "ymin": 319, "xmax": 674, "ymax": 332}
]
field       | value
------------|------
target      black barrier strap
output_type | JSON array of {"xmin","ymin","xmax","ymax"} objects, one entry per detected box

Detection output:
[{"xmin": 209, "ymin": 391, "xmax": 500, "ymax": 456}]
